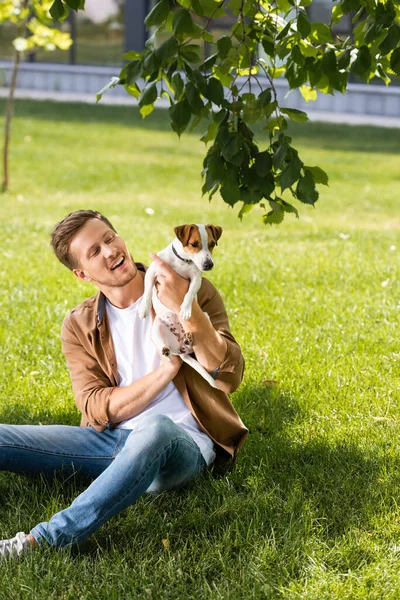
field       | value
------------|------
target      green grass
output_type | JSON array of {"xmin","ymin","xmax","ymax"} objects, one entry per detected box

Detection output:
[{"xmin": 0, "ymin": 99, "xmax": 400, "ymax": 599}]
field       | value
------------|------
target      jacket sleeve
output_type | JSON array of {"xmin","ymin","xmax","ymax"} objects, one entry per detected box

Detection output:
[
  {"xmin": 197, "ymin": 279, "xmax": 245, "ymax": 394},
  {"xmin": 61, "ymin": 315, "xmax": 115, "ymax": 431}
]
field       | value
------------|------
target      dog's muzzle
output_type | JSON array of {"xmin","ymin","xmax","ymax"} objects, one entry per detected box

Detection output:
[{"xmin": 202, "ymin": 260, "xmax": 214, "ymax": 271}]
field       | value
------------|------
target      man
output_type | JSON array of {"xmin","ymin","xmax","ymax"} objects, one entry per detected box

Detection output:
[{"xmin": 0, "ymin": 210, "xmax": 247, "ymax": 558}]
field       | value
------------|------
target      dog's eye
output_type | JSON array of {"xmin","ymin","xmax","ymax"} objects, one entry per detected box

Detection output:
[
  {"xmin": 190, "ymin": 242, "xmax": 199, "ymax": 248},
  {"xmin": 210, "ymin": 242, "xmax": 216, "ymax": 249}
]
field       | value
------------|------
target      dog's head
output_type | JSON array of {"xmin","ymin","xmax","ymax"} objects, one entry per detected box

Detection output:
[{"xmin": 173, "ymin": 224, "xmax": 222, "ymax": 272}]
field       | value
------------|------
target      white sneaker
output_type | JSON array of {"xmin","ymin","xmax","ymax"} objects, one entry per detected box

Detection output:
[{"xmin": 0, "ymin": 532, "xmax": 29, "ymax": 559}]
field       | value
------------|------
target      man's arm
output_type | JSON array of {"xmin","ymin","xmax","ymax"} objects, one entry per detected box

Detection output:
[
  {"xmin": 62, "ymin": 316, "xmax": 181, "ymax": 430},
  {"xmin": 107, "ymin": 356, "xmax": 181, "ymax": 423}
]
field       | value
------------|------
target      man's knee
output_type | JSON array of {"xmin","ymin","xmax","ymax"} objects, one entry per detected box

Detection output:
[{"xmin": 126, "ymin": 414, "xmax": 178, "ymax": 448}]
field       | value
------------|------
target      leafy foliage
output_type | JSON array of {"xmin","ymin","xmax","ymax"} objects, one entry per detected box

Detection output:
[
  {"xmin": 0, "ymin": 1, "xmax": 73, "ymax": 52},
  {"xmin": 49, "ymin": 0, "xmax": 400, "ymax": 224}
]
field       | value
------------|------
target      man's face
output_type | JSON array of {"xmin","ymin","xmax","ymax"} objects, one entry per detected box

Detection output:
[{"xmin": 70, "ymin": 218, "xmax": 138, "ymax": 289}]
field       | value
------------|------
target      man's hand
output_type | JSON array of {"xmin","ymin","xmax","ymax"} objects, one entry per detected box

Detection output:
[
  {"xmin": 160, "ymin": 353, "xmax": 182, "ymax": 376},
  {"xmin": 151, "ymin": 253, "xmax": 189, "ymax": 315}
]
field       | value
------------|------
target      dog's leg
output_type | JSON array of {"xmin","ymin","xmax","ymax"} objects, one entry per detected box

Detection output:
[
  {"xmin": 138, "ymin": 264, "xmax": 156, "ymax": 319},
  {"xmin": 151, "ymin": 317, "xmax": 183, "ymax": 360},
  {"xmin": 179, "ymin": 275, "xmax": 202, "ymax": 321},
  {"xmin": 151, "ymin": 318, "xmax": 171, "ymax": 359}
]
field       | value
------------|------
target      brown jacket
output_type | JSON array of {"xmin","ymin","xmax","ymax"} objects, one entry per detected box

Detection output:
[{"xmin": 61, "ymin": 264, "xmax": 248, "ymax": 466}]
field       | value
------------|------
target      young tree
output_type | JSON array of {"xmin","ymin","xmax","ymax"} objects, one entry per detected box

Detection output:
[
  {"xmin": 51, "ymin": 0, "xmax": 400, "ymax": 224},
  {"xmin": 1, "ymin": 0, "xmax": 72, "ymax": 192}
]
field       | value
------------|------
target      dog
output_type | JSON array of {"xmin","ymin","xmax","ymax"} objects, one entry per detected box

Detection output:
[{"xmin": 138, "ymin": 224, "xmax": 223, "ymax": 389}]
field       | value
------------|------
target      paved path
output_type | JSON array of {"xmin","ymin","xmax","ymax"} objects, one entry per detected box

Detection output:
[{"xmin": 1, "ymin": 87, "xmax": 400, "ymax": 129}]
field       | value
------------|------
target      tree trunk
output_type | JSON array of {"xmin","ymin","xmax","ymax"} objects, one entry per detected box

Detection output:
[{"xmin": 1, "ymin": 49, "xmax": 21, "ymax": 193}]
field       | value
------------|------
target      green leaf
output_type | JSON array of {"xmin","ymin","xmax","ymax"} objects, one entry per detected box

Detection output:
[
  {"xmin": 124, "ymin": 60, "xmax": 142, "ymax": 84},
  {"xmin": 206, "ymin": 77, "xmax": 224, "ymax": 105},
  {"xmin": 262, "ymin": 38, "xmax": 275, "ymax": 57},
  {"xmin": 50, "ymin": 0, "xmax": 68, "ymax": 21},
  {"xmin": 191, "ymin": 0, "xmax": 204, "ymax": 16},
  {"xmin": 143, "ymin": 51, "xmax": 161, "ymax": 77},
  {"xmin": 321, "ymin": 48, "xmax": 337, "ymax": 75},
  {"xmin": 364, "ymin": 21, "xmax": 383, "ymax": 45},
  {"xmin": 171, "ymin": 72, "xmax": 185, "ymax": 100},
  {"xmin": 217, "ymin": 36, "xmax": 232, "ymax": 59},
  {"xmin": 304, "ymin": 165, "xmax": 329, "ymax": 186},
  {"xmin": 257, "ymin": 88, "xmax": 272, "ymax": 108},
  {"xmin": 390, "ymin": 47, "xmax": 400, "ymax": 75},
  {"xmin": 375, "ymin": 0, "xmax": 396, "ymax": 27},
  {"xmin": 296, "ymin": 171, "xmax": 319, "ymax": 205},
  {"xmin": 255, "ymin": 151, "xmax": 273, "ymax": 177},
  {"xmin": 96, "ymin": 76, "xmax": 120, "ymax": 103},
  {"xmin": 241, "ymin": 186, "xmax": 263, "ymax": 205},
  {"xmin": 379, "ymin": 25, "xmax": 400, "ymax": 56},
  {"xmin": 200, "ymin": 122, "xmax": 218, "ymax": 144},
  {"xmin": 168, "ymin": 98, "xmax": 192, "ymax": 136},
  {"xmin": 263, "ymin": 201, "xmax": 285, "ymax": 225},
  {"xmin": 341, "ymin": 0, "xmax": 359, "ymax": 12},
  {"xmin": 281, "ymin": 199, "xmax": 299, "ymax": 218},
  {"xmin": 139, "ymin": 82, "xmax": 158, "ymax": 108},
  {"xmin": 140, "ymin": 103, "xmax": 155, "ymax": 118},
  {"xmin": 280, "ymin": 156, "xmax": 302, "ymax": 192},
  {"xmin": 352, "ymin": 46, "xmax": 371, "ymax": 78},
  {"xmin": 173, "ymin": 8, "xmax": 198, "ymax": 36},
  {"xmin": 64, "ymin": 0, "xmax": 80, "ymax": 9},
  {"xmin": 220, "ymin": 176, "xmax": 241, "ymax": 207},
  {"xmin": 123, "ymin": 50, "xmax": 142, "ymax": 61},
  {"xmin": 145, "ymin": 0, "xmax": 170, "ymax": 28},
  {"xmin": 204, "ymin": 53, "xmax": 218, "ymax": 70},
  {"xmin": 297, "ymin": 11, "xmax": 311, "ymax": 37},
  {"xmin": 180, "ymin": 44, "xmax": 202, "ymax": 65},
  {"xmin": 309, "ymin": 22, "xmax": 332, "ymax": 44},
  {"xmin": 337, "ymin": 48, "xmax": 351, "ymax": 70},
  {"xmin": 280, "ymin": 107, "xmax": 309, "ymax": 123},
  {"xmin": 273, "ymin": 139, "xmax": 289, "ymax": 169},
  {"xmin": 238, "ymin": 203, "xmax": 256, "ymax": 220},
  {"xmin": 331, "ymin": 4, "xmax": 344, "ymax": 24},
  {"xmin": 185, "ymin": 82, "xmax": 204, "ymax": 114},
  {"xmin": 299, "ymin": 85, "xmax": 317, "ymax": 103},
  {"xmin": 155, "ymin": 37, "xmax": 179, "ymax": 62},
  {"xmin": 191, "ymin": 70, "xmax": 208, "ymax": 95},
  {"xmin": 124, "ymin": 82, "xmax": 141, "ymax": 99}
]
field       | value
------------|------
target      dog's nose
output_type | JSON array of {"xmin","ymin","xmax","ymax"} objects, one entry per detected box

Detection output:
[{"xmin": 202, "ymin": 260, "xmax": 214, "ymax": 271}]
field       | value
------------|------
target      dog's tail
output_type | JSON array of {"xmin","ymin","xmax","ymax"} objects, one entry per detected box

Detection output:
[{"xmin": 181, "ymin": 355, "xmax": 220, "ymax": 390}]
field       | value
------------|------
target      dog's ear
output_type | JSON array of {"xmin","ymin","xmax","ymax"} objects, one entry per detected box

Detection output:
[
  {"xmin": 206, "ymin": 225, "xmax": 223, "ymax": 245},
  {"xmin": 174, "ymin": 224, "xmax": 195, "ymax": 246}
]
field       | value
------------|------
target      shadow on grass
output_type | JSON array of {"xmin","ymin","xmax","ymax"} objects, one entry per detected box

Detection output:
[
  {"xmin": 235, "ymin": 385, "xmax": 392, "ymax": 535},
  {"xmin": 1, "ymin": 98, "xmax": 400, "ymax": 155},
  {"xmin": 0, "ymin": 385, "xmax": 399, "ymax": 570}
]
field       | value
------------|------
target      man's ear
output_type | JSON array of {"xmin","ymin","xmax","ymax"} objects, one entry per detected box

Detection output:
[
  {"xmin": 174, "ymin": 224, "xmax": 195, "ymax": 247},
  {"xmin": 73, "ymin": 268, "xmax": 91, "ymax": 282}
]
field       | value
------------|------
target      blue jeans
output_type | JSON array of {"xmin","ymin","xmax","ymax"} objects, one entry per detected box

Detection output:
[{"xmin": 0, "ymin": 414, "xmax": 206, "ymax": 548}]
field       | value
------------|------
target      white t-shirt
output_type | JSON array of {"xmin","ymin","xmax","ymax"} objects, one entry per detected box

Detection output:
[{"xmin": 105, "ymin": 297, "xmax": 216, "ymax": 466}]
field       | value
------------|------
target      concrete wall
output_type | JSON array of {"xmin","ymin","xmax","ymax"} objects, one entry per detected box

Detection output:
[{"xmin": 1, "ymin": 60, "xmax": 400, "ymax": 117}]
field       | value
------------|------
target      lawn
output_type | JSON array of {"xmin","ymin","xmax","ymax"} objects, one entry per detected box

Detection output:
[{"xmin": 0, "ymin": 99, "xmax": 399, "ymax": 599}]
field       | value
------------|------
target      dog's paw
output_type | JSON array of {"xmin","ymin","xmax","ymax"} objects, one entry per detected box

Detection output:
[
  {"xmin": 161, "ymin": 347, "xmax": 171, "ymax": 360},
  {"xmin": 179, "ymin": 303, "xmax": 192, "ymax": 321},
  {"xmin": 138, "ymin": 301, "xmax": 149, "ymax": 319},
  {"xmin": 183, "ymin": 332, "xmax": 193, "ymax": 346}
]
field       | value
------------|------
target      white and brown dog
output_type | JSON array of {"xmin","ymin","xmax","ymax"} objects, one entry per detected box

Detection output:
[{"xmin": 138, "ymin": 224, "xmax": 223, "ymax": 389}]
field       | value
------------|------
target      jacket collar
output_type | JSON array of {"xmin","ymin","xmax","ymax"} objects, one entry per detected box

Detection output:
[{"xmin": 95, "ymin": 262, "xmax": 147, "ymax": 326}]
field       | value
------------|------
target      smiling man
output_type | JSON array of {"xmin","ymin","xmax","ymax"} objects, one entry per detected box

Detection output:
[{"xmin": 0, "ymin": 209, "xmax": 247, "ymax": 559}]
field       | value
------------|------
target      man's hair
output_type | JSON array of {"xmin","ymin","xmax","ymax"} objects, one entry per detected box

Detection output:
[{"xmin": 51, "ymin": 210, "xmax": 117, "ymax": 270}]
